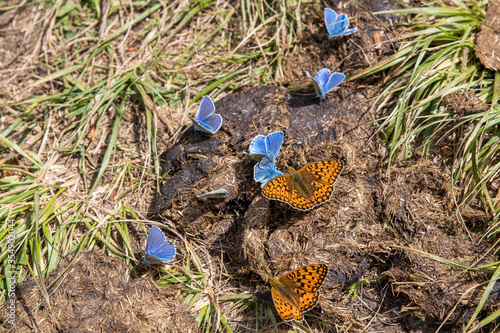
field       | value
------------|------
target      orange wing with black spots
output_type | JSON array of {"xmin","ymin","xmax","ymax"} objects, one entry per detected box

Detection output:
[
  {"xmin": 262, "ymin": 174, "xmax": 292, "ymax": 203},
  {"xmin": 270, "ymin": 287, "xmax": 303, "ymax": 321},
  {"xmin": 281, "ymin": 264, "xmax": 328, "ymax": 293},
  {"xmin": 298, "ymin": 290, "xmax": 320, "ymax": 313},
  {"xmin": 269, "ymin": 264, "xmax": 328, "ymax": 321},
  {"xmin": 262, "ymin": 160, "xmax": 344, "ymax": 210}
]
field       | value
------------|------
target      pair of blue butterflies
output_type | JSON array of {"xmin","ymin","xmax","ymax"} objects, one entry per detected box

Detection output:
[
  {"xmin": 189, "ymin": 10, "xmax": 355, "ymax": 130},
  {"xmin": 249, "ymin": 132, "xmax": 284, "ymax": 187},
  {"xmin": 143, "ymin": 226, "xmax": 176, "ymax": 265},
  {"xmin": 189, "ymin": 96, "xmax": 223, "ymax": 135},
  {"xmin": 304, "ymin": 9, "xmax": 355, "ymax": 100}
]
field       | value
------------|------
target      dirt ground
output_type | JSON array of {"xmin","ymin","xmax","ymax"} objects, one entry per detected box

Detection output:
[
  {"xmin": 4, "ymin": 251, "xmax": 198, "ymax": 332},
  {"xmin": 1, "ymin": 0, "xmax": 498, "ymax": 332}
]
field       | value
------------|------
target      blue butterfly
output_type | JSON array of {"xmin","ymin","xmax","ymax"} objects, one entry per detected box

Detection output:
[
  {"xmin": 144, "ymin": 226, "xmax": 176, "ymax": 265},
  {"xmin": 254, "ymin": 150, "xmax": 283, "ymax": 187},
  {"xmin": 324, "ymin": 8, "xmax": 357, "ymax": 38},
  {"xmin": 306, "ymin": 68, "xmax": 345, "ymax": 100},
  {"xmin": 248, "ymin": 132, "xmax": 284, "ymax": 162},
  {"xmin": 189, "ymin": 96, "xmax": 222, "ymax": 134}
]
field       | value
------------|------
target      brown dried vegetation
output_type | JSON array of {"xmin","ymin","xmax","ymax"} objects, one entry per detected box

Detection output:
[{"xmin": 0, "ymin": 1, "xmax": 498, "ymax": 332}]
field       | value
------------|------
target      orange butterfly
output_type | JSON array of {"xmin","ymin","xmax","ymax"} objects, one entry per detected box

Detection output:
[
  {"xmin": 268, "ymin": 264, "xmax": 328, "ymax": 321},
  {"xmin": 262, "ymin": 160, "xmax": 344, "ymax": 210}
]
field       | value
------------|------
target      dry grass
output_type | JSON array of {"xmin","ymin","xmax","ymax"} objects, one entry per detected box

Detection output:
[{"xmin": 1, "ymin": 0, "xmax": 499, "ymax": 332}]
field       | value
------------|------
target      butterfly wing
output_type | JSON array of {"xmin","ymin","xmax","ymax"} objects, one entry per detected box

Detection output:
[
  {"xmin": 288, "ymin": 160, "xmax": 343, "ymax": 210},
  {"xmin": 299, "ymin": 160, "xmax": 344, "ymax": 185},
  {"xmin": 254, "ymin": 151, "xmax": 283, "ymax": 187},
  {"xmin": 197, "ymin": 114, "xmax": 223, "ymax": 134},
  {"xmin": 306, "ymin": 71, "xmax": 323, "ymax": 98},
  {"xmin": 335, "ymin": 14, "xmax": 357, "ymax": 36},
  {"xmin": 270, "ymin": 286, "xmax": 301, "ymax": 321},
  {"xmin": 262, "ymin": 173, "xmax": 293, "ymax": 202},
  {"xmin": 263, "ymin": 160, "xmax": 343, "ymax": 210},
  {"xmin": 249, "ymin": 132, "xmax": 284, "ymax": 158},
  {"xmin": 144, "ymin": 226, "xmax": 176, "ymax": 265},
  {"xmin": 263, "ymin": 169, "xmax": 321, "ymax": 210},
  {"xmin": 281, "ymin": 264, "xmax": 328, "ymax": 293},
  {"xmin": 196, "ymin": 96, "xmax": 215, "ymax": 120},
  {"xmin": 196, "ymin": 188, "xmax": 229, "ymax": 199},
  {"xmin": 289, "ymin": 184, "xmax": 331, "ymax": 210},
  {"xmin": 248, "ymin": 135, "xmax": 267, "ymax": 155},
  {"xmin": 282, "ymin": 265, "xmax": 327, "ymax": 314},
  {"xmin": 265, "ymin": 131, "xmax": 284, "ymax": 159},
  {"xmin": 271, "ymin": 264, "xmax": 328, "ymax": 320},
  {"xmin": 314, "ymin": 68, "xmax": 332, "ymax": 98},
  {"xmin": 191, "ymin": 96, "xmax": 222, "ymax": 134},
  {"xmin": 145, "ymin": 226, "xmax": 165, "ymax": 254},
  {"xmin": 336, "ymin": 27, "xmax": 357, "ymax": 37},
  {"xmin": 324, "ymin": 8, "xmax": 339, "ymax": 37},
  {"xmin": 324, "ymin": 72, "xmax": 345, "ymax": 96},
  {"xmin": 276, "ymin": 282, "xmax": 319, "ymax": 316},
  {"xmin": 337, "ymin": 13, "xmax": 349, "ymax": 32},
  {"xmin": 298, "ymin": 291, "xmax": 320, "ymax": 314}
]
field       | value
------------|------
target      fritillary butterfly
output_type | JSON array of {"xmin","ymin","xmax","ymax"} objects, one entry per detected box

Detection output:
[
  {"xmin": 268, "ymin": 264, "xmax": 328, "ymax": 321},
  {"xmin": 262, "ymin": 160, "xmax": 344, "ymax": 210}
]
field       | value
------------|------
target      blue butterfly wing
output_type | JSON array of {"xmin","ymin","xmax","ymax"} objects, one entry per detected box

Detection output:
[
  {"xmin": 191, "ymin": 96, "xmax": 222, "ymax": 134},
  {"xmin": 254, "ymin": 151, "xmax": 275, "ymax": 183},
  {"xmin": 150, "ymin": 241, "xmax": 175, "ymax": 264},
  {"xmin": 249, "ymin": 135, "xmax": 267, "ymax": 155},
  {"xmin": 324, "ymin": 8, "xmax": 339, "ymax": 37},
  {"xmin": 253, "ymin": 163, "xmax": 267, "ymax": 184},
  {"xmin": 324, "ymin": 72, "xmax": 346, "ymax": 95},
  {"xmin": 254, "ymin": 151, "xmax": 283, "ymax": 187},
  {"xmin": 336, "ymin": 27, "xmax": 357, "ymax": 36},
  {"xmin": 145, "ymin": 226, "xmax": 175, "ymax": 264},
  {"xmin": 306, "ymin": 71, "xmax": 323, "ymax": 98},
  {"xmin": 146, "ymin": 226, "xmax": 165, "ymax": 254},
  {"xmin": 315, "ymin": 68, "xmax": 332, "ymax": 98},
  {"xmin": 197, "ymin": 114, "xmax": 222, "ymax": 134},
  {"xmin": 196, "ymin": 96, "xmax": 215, "ymax": 120},
  {"xmin": 265, "ymin": 132, "xmax": 284, "ymax": 160},
  {"xmin": 259, "ymin": 169, "xmax": 283, "ymax": 187},
  {"xmin": 337, "ymin": 14, "xmax": 349, "ymax": 32}
]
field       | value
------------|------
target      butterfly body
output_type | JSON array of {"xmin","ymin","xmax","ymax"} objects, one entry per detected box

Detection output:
[
  {"xmin": 287, "ymin": 166, "xmax": 315, "ymax": 199},
  {"xmin": 263, "ymin": 160, "xmax": 344, "ymax": 210},
  {"xmin": 143, "ymin": 226, "xmax": 176, "ymax": 265},
  {"xmin": 324, "ymin": 8, "xmax": 357, "ymax": 38},
  {"xmin": 306, "ymin": 68, "xmax": 345, "ymax": 100},
  {"xmin": 269, "ymin": 264, "xmax": 328, "ymax": 321},
  {"xmin": 189, "ymin": 96, "xmax": 222, "ymax": 134},
  {"xmin": 144, "ymin": 253, "xmax": 169, "ymax": 266}
]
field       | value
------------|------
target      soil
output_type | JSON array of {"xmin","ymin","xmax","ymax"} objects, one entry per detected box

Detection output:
[
  {"xmin": 1, "ymin": 251, "xmax": 197, "ymax": 332},
  {"xmin": 1, "ymin": 0, "xmax": 498, "ymax": 332},
  {"xmin": 442, "ymin": 90, "xmax": 490, "ymax": 115}
]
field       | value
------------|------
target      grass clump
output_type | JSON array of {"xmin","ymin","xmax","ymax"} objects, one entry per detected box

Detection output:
[
  {"xmin": 352, "ymin": 0, "xmax": 499, "ymax": 218},
  {"xmin": 349, "ymin": 2, "xmax": 500, "ymax": 330}
]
